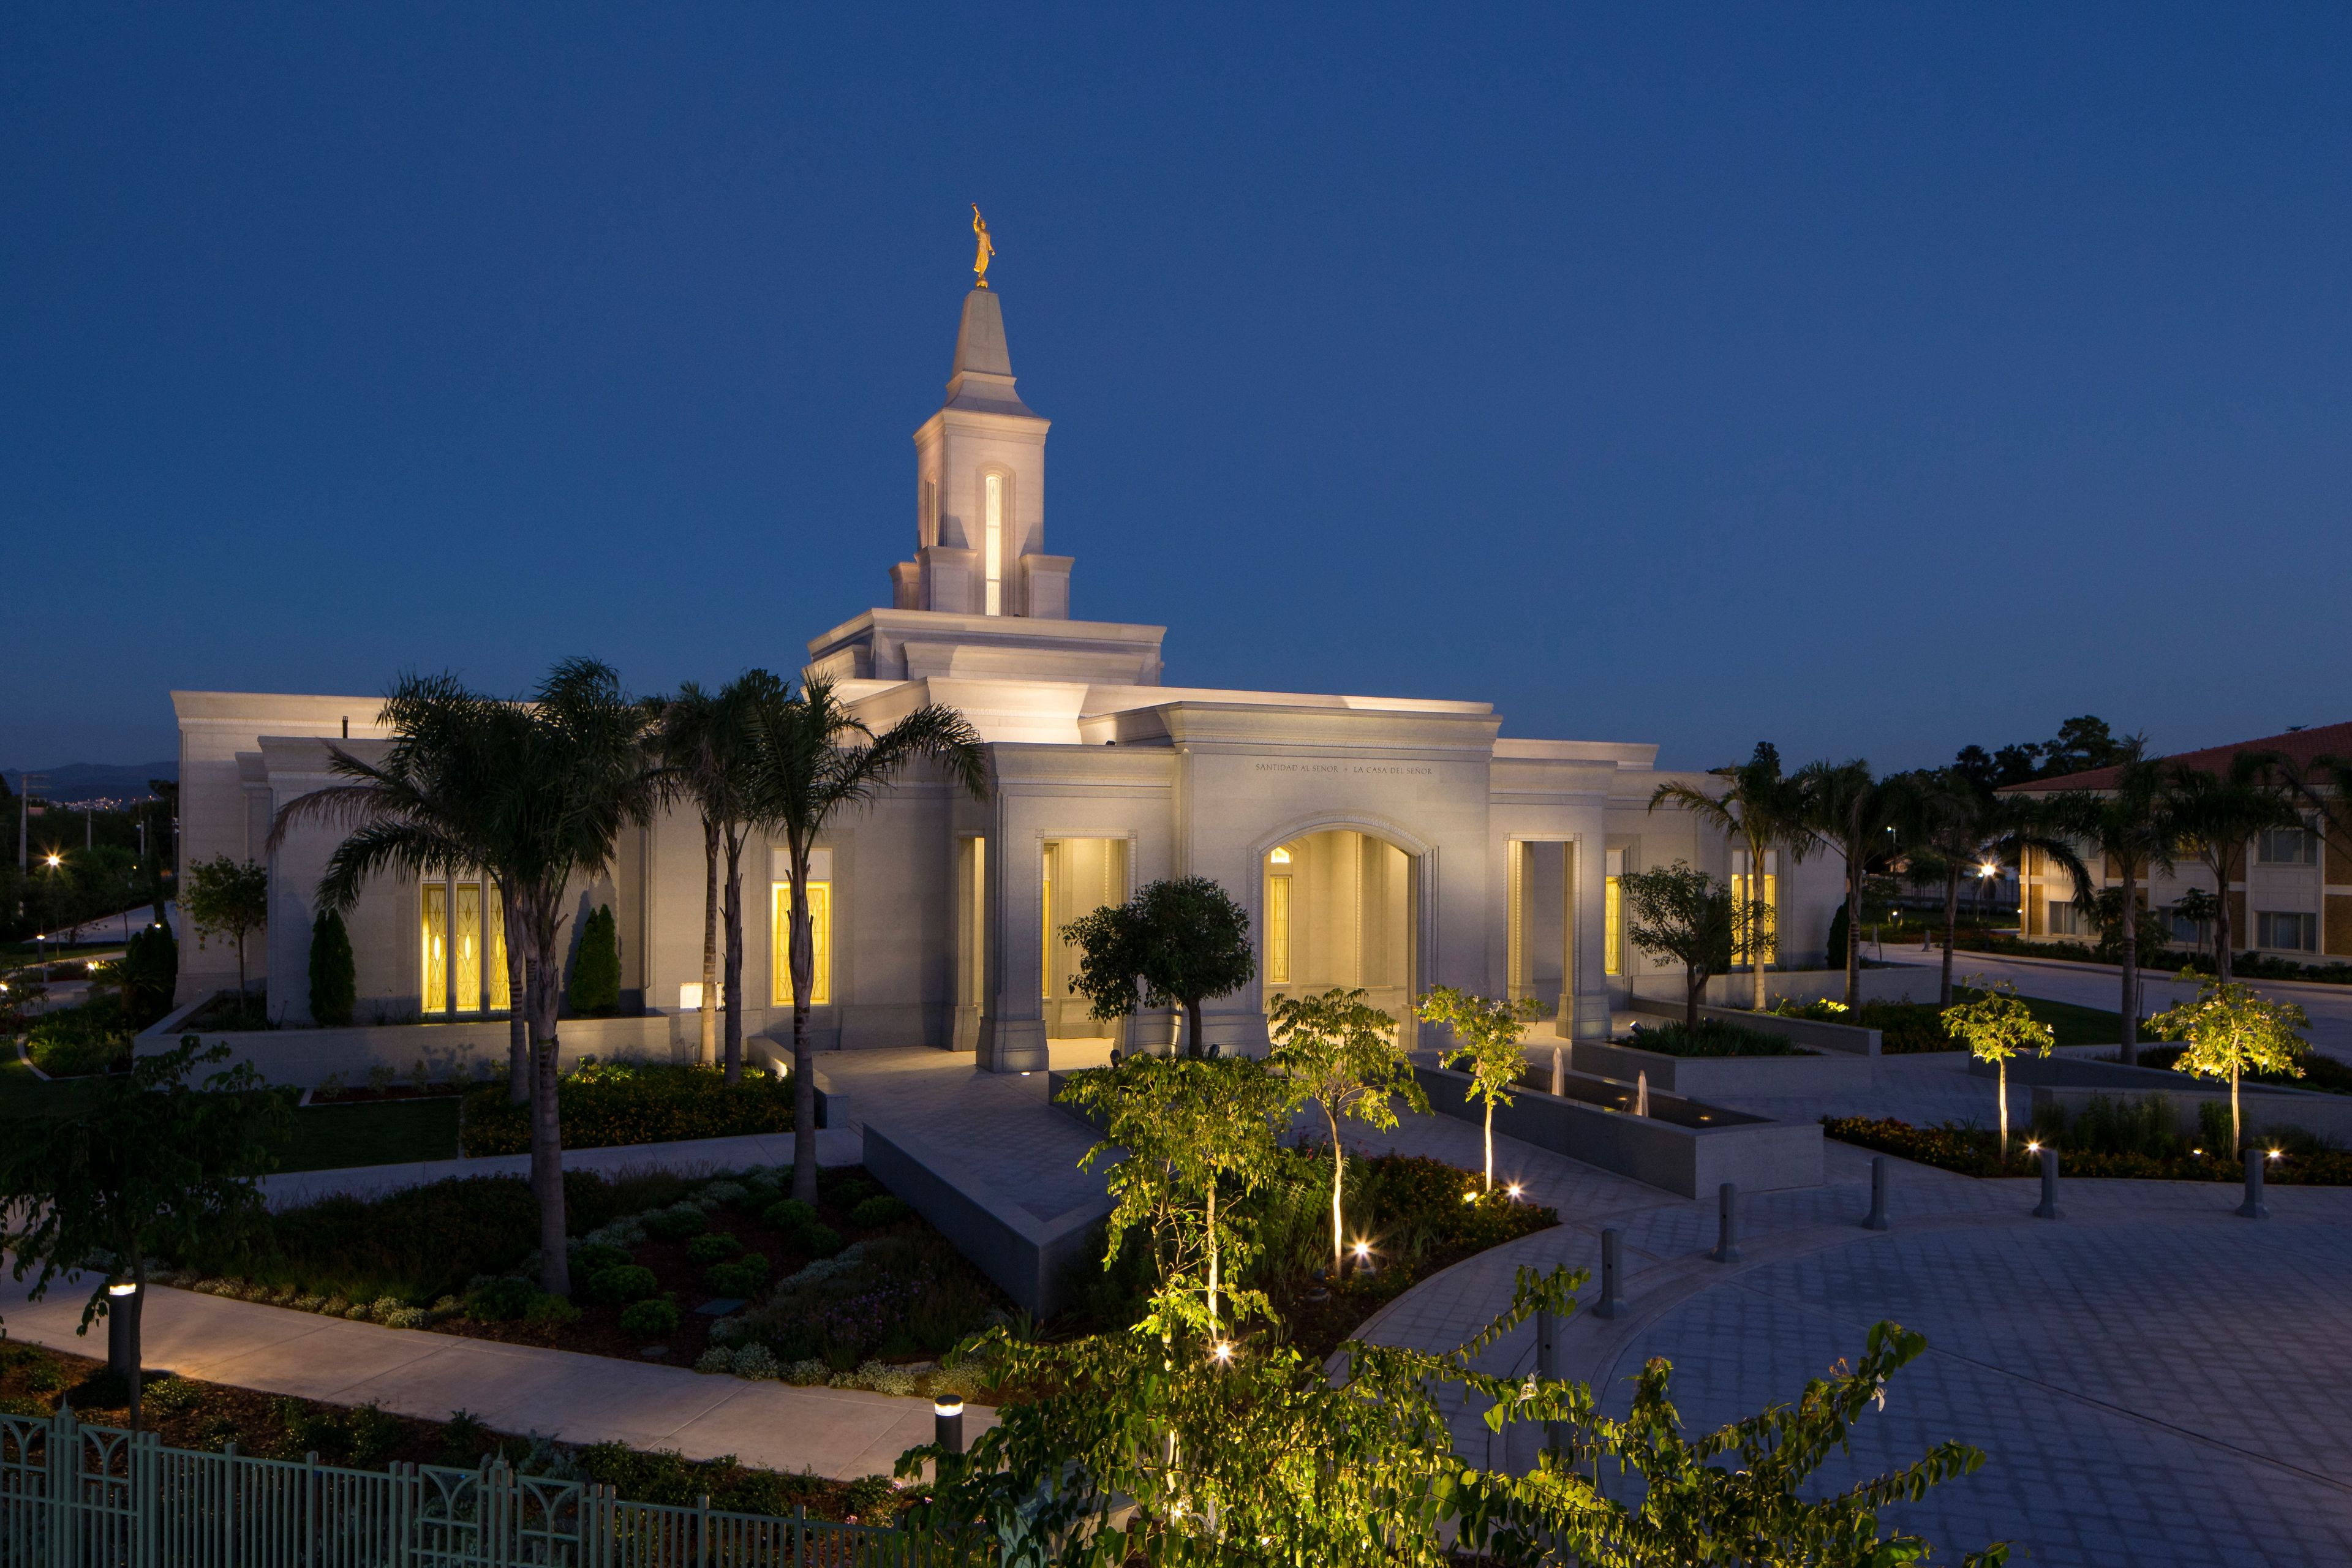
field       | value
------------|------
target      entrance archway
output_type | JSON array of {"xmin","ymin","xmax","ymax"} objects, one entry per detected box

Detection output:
[{"xmin": 1261, "ymin": 829, "xmax": 1415, "ymax": 1028}]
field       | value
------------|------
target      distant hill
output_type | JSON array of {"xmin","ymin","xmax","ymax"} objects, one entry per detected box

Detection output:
[{"xmin": 3, "ymin": 763, "xmax": 177, "ymax": 803}]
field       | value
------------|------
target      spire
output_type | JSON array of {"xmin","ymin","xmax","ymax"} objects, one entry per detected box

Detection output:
[{"xmin": 943, "ymin": 288, "xmax": 1034, "ymax": 415}]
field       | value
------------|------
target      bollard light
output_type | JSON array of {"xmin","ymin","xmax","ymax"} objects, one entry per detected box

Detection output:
[
  {"xmin": 933, "ymin": 1397, "xmax": 965, "ymax": 1455},
  {"xmin": 107, "ymin": 1282, "xmax": 138, "ymax": 1297},
  {"xmin": 2032, "ymin": 1146, "xmax": 2062, "ymax": 1221},
  {"xmin": 2238, "ymin": 1147, "xmax": 2269, "ymax": 1219}
]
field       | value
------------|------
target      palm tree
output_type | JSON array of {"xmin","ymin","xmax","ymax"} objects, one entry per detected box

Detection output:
[
  {"xmin": 2047, "ymin": 741, "xmax": 2174, "ymax": 1063},
  {"xmin": 742, "ymin": 674, "xmax": 987, "ymax": 1204},
  {"xmin": 276, "ymin": 659, "xmax": 660, "ymax": 1296},
  {"xmin": 1900, "ymin": 774, "xmax": 2089, "ymax": 1011},
  {"xmin": 651, "ymin": 676, "xmax": 767, "ymax": 1081},
  {"xmin": 649, "ymin": 684, "xmax": 723, "ymax": 1069},
  {"xmin": 1648, "ymin": 742, "xmax": 1812, "ymax": 1012},
  {"xmin": 1795, "ymin": 760, "xmax": 1899, "ymax": 1006},
  {"xmin": 2166, "ymin": 751, "xmax": 2296, "ymax": 983}
]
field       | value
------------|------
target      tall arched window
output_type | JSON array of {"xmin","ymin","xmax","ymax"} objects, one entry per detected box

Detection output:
[{"xmin": 983, "ymin": 471, "xmax": 1005, "ymax": 615}]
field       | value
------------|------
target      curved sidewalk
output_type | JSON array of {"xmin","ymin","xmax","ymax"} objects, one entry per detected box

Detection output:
[{"xmin": 0, "ymin": 1265, "xmax": 992, "ymax": 1481}]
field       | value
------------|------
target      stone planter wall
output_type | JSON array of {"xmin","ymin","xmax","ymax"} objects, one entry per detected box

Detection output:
[
  {"xmin": 137, "ymin": 997, "xmax": 687, "ymax": 1088},
  {"xmin": 1624, "ymin": 1000, "xmax": 1882, "ymax": 1057},
  {"xmin": 1555, "ymin": 1038, "xmax": 1874, "ymax": 1098}
]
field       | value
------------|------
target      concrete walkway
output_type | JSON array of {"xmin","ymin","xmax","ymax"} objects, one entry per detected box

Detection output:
[{"xmin": 0, "ymin": 1265, "xmax": 993, "ymax": 1481}]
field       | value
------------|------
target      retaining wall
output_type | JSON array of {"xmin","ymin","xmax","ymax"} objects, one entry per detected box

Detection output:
[
  {"xmin": 136, "ymin": 998, "xmax": 692, "ymax": 1088},
  {"xmin": 1411, "ymin": 1064, "xmax": 1822, "ymax": 1198},
  {"xmin": 1558, "ymin": 1038, "xmax": 1874, "ymax": 1098},
  {"xmin": 1624, "ymin": 999, "xmax": 1882, "ymax": 1058},
  {"xmin": 860, "ymin": 1121, "xmax": 1110, "ymax": 1320}
]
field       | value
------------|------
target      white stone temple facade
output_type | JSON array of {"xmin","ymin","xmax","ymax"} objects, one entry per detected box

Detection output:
[{"xmin": 172, "ymin": 282, "xmax": 1847, "ymax": 1071}]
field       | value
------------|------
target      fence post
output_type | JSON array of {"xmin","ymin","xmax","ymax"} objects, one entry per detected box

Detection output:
[
  {"xmin": 698, "ymin": 1491, "xmax": 712, "ymax": 1568},
  {"xmin": 1595, "ymin": 1227, "xmax": 1626, "ymax": 1319},
  {"xmin": 2032, "ymin": 1147, "xmax": 2062, "ymax": 1219},
  {"xmin": 792, "ymin": 1502, "xmax": 805, "ymax": 1568},
  {"xmin": 1863, "ymin": 1156, "xmax": 1891, "ymax": 1231},
  {"xmin": 49, "ymin": 1408, "xmax": 78, "ymax": 1568},
  {"xmin": 2238, "ymin": 1147, "xmax": 2268, "ymax": 1219},
  {"xmin": 1711, "ymin": 1182, "xmax": 1740, "ymax": 1263}
]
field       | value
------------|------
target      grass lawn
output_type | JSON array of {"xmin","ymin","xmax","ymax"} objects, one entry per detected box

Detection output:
[
  {"xmin": 280, "ymin": 1098, "xmax": 461, "ymax": 1172},
  {"xmin": 1967, "ymin": 987, "xmax": 2128, "ymax": 1048},
  {"xmin": 0, "ymin": 1054, "xmax": 104, "ymax": 1120}
]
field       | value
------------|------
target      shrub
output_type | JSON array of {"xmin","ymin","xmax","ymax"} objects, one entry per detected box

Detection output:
[
  {"xmin": 848, "ymin": 1195, "xmax": 911, "ymax": 1228},
  {"xmin": 699, "ymin": 1180, "xmax": 750, "ymax": 1208},
  {"xmin": 802, "ymin": 1224, "xmax": 845, "ymax": 1259},
  {"xmin": 524, "ymin": 1292, "xmax": 582, "ymax": 1327},
  {"xmin": 686, "ymin": 1232, "xmax": 742, "ymax": 1264},
  {"xmin": 584, "ymin": 1265, "xmax": 660, "ymax": 1305},
  {"xmin": 763, "ymin": 1199, "xmax": 817, "ymax": 1232},
  {"xmin": 26, "ymin": 995, "xmax": 132, "ymax": 1077},
  {"xmin": 695, "ymin": 1347, "xmax": 733, "ymax": 1374},
  {"xmin": 842, "ymin": 1475, "xmax": 898, "ymax": 1519},
  {"xmin": 121, "ymin": 922, "xmax": 178, "ymax": 1029},
  {"xmin": 460, "ymin": 1064, "xmax": 794, "ymax": 1158},
  {"xmin": 567, "ymin": 905, "xmax": 622, "ymax": 1017},
  {"xmin": 572, "ymin": 1242, "xmax": 633, "ymax": 1275},
  {"xmin": 731, "ymin": 1343, "xmax": 780, "ymax": 1380},
  {"xmin": 619, "ymin": 1298, "xmax": 682, "ymax": 1338},
  {"xmin": 307, "ymin": 909, "xmax": 356, "ymax": 1027},
  {"xmin": 467, "ymin": 1277, "xmax": 539, "ymax": 1322},
  {"xmin": 705, "ymin": 1253, "xmax": 772, "ymax": 1297},
  {"xmin": 825, "ymin": 1176, "xmax": 875, "ymax": 1207},
  {"xmin": 643, "ymin": 1205, "xmax": 709, "ymax": 1242},
  {"xmin": 1619, "ymin": 1020, "xmax": 1799, "ymax": 1058}
]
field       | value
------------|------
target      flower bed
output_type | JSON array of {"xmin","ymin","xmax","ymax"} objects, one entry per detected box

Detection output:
[
  {"xmin": 24, "ymin": 995, "xmax": 133, "ymax": 1077},
  {"xmin": 1955, "ymin": 933, "xmax": 2352, "ymax": 986},
  {"xmin": 1621, "ymin": 1019, "xmax": 1803, "ymax": 1057},
  {"xmin": 2130, "ymin": 1044, "xmax": 2352, "ymax": 1096},
  {"xmin": 458, "ymin": 1061, "xmax": 794, "ymax": 1155},
  {"xmin": 165, "ymin": 1162, "xmax": 1005, "ymax": 1395},
  {"xmin": 1822, "ymin": 1114, "xmax": 2352, "ymax": 1184},
  {"xmin": 0, "ymin": 1340, "xmax": 905, "ymax": 1521}
]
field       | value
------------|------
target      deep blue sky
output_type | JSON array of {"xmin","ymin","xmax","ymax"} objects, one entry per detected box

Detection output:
[{"xmin": 8, "ymin": 5, "xmax": 2350, "ymax": 774}]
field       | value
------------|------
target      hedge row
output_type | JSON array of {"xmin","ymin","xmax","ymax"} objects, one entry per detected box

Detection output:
[{"xmin": 459, "ymin": 1062, "xmax": 793, "ymax": 1156}]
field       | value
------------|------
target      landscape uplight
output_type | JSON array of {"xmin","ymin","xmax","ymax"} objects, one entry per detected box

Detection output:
[
  {"xmin": 1210, "ymin": 1341, "xmax": 1234, "ymax": 1365},
  {"xmin": 1506, "ymin": 1183, "xmax": 1524, "ymax": 1202},
  {"xmin": 2024, "ymin": 1140, "xmax": 2041, "ymax": 1154},
  {"xmin": 1352, "ymin": 1240, "xmax": 1371, "ymax": 1260},
  {"xmin": 2268, "ymin": 1148, "xmax": 2283, "ymax": 1162},
  {"xmin": 44, "ymin": 853, "xmax": 61, "ymax": 869}
]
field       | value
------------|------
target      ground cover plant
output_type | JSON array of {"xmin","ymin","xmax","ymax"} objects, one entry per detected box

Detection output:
[
  {"xmin": 1773, "ymin": 986, "xmax": 2124, "ymax": 1051},
  {"xmin": 1619, "ymin": 1018, "xmax": 1802, "ymax": 1057},
  {"xmin": 2135, "ymin": 1042, "xmax": 2352, "ymax": 1095},
  {"xmin": 1823, "ymin": 1108, "xmax": 2352, "ymax": 1183},
  {"xmin": 163, "ymin": 1161, "xmax": 1009, "ymax": 1383},
  {"xmin": 1954, "ymin": 931, "xmax": 2352, "ymax": 986},
  {"xmin": 458, "ymin": 1059, "xmax": 793, "ymax": 1155},
  {"xmin": 23, "ymin": 992, "xmax": 134, "ymax": 1077},
  {"xmin": 0, "ymin": 1340, "xmax": 903, "ymax": 1521}
]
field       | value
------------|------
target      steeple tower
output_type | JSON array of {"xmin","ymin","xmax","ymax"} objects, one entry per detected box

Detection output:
[{"xmin": 892, "ymin": 285, "xmax": 1069, "ymax": 619}]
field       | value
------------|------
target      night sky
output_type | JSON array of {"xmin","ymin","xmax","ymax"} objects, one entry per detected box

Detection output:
[{"xmin": 8, "ymin": 6, "xmax": 2350, "ymax": 775}]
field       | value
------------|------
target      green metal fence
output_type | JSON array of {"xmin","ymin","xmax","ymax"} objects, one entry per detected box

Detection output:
[{"xmin": 0, "ymin": 1409, "xmax": 978, "ymax": 1567}]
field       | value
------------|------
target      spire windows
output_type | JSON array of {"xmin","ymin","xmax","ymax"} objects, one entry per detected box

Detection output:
[{"xmin": 984, "ymin": 472, "xmax": 1005, "ymax": 615}]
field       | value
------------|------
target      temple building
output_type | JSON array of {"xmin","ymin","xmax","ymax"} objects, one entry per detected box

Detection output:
[{"xmin": 170, "ymin": 276, "xmax": 1848, "ymax": 1071}]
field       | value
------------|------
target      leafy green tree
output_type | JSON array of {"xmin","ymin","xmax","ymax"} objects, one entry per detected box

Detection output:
[
  {"xmin": 119, "ymin": 919, "xmax": 178, "ymax": 1029},
  {"xmin": 0, "ymin": 1038, "xmax": 288, "ymax": 1430},
  {"xmin": 278, "ymin": 660, "xmax": 663, "ymax": 1295},
  {"xmin": 567, "ymin": 903, "xmax": 622, "ymax": 1016},
  {"xmin": 1415, "ymin": 986, "xmax": 1542, "ymax": 1191},
  {"xmin": 1058, "ymin": 1054, "xmax": 1289, "ymax": 1332},
  {"xmin": 2148, "ymin": 974, "xmax": 2310, "ymax": 1152},
  {"xmin": 742, "ymin": 673, "xmax": 987, "ymax": 1205},
  {"xmin": 2165, "ymin": 750, "xmax": 2296, "ymax": 982},
  {"xmin": 183, "ymin": 854, "xmax": 270, "ymax": 1005},
  {"xmin": 1940, "ymin": 977, "xmax": 2053, "ymax": 1156},
  {"xmin": 903, "ymin": 1268, "xmax": 2006, "ymax": 1567},
  {"xmin": 1267, "ymin": 986, "xmax": 1430, "ymax": 1273},
  {"xmin": 1796, "ymin": 760, "xmax": 1901, "ymax": 1005},
  {"xmin": 306, "ymin": 907, "xmax": 356, "ymax": 1027},
  {"xmin": 1063, "ymin": 876, "xmax": 1257, "ymax": 1058},
  {"xmin": 1648, "ymin": 742, "xmax": 1812, "ymax": 1012},
  {"xmin": 1616, "ymin": 861, "xmax": 1744, "ymax": 1030}
]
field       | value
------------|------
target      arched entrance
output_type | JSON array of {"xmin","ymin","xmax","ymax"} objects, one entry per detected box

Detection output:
[{"xmin": 1261, "ymin": 829, "xmax": 1416, "ymax": 1030}]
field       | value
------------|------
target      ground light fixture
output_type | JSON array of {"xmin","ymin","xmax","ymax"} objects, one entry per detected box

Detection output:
[
  {"xmin": 1210, "ymin": 1341, "xmax": 1234, "ymax": 1365},
  {"xmin": 107, "ymin": 1282, "xmax": 137, "ymax": 1297},
  {"xmin": 1352, "ymin": 1240, "xmax": 1371, "ymax": 1260},
  {"xmin": 45, "ymin": 853, "xmax": 61, "ymax": 868},
  {"xmin": 1506, "ymin": 1183, "xmax": 1524, "ymax": 1202}
]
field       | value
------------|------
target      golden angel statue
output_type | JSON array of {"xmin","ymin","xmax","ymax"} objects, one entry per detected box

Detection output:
[{"xmin": 971, "ymin": 204, "xmax": 996, "ymax": 288}]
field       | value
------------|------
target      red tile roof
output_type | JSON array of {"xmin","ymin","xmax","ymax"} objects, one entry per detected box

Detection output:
[{"xmin": 2003, "ymin": 719, "xmax": 2352, "ymax": 793}]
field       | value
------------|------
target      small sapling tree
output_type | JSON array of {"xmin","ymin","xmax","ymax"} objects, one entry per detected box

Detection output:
[
  {"xmin": 2148, "ymin": 973, "xmax": 2310, "ymax": 1152},
  {"xmin": 1618, "ymin": 861, "xmax": 1746, "ymax": 1030},
  {"xmin": 1415, "ymin": 986, "xmax": 1542, "ymax": 1191},
  {"xmin": 0, "ymin": 1037, "xmax": 288, "ymax": 1430},
  {"xmin": 1064, "ymin": 875, "xmax": 1257, "ymax": 1058},
  {"xmin": 1268, "ymin": 986, "xmax": 1430, "ymax": 1273},
  {"xmin": 1058, "ymin": 1053, "xmax": 1287, "ymax": 1332},
  {"xmin": 183, "ymin": 854, "xmax": 270, "ymax": 1009},
  {"xmin": 1940, "ymin": 977, "xmax": 2054, "ymax": 1157}
]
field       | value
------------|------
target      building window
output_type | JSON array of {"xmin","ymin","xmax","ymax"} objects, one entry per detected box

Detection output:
[
  {"xmin": 984, "ymin": 472, "xmax": 1005, "ymax": 616},
  {"xmin": 1730, "ymin": 851, "xmax": 1779, "ymax": 967},
  {"xmin": 2259, "ymin": 824, "xmax": 2318, "ymax": 865},
  {"xmin": 772, "ymin": 878, "xmax": 833, "ymax": 1007},
  {"xmin": 1604, "ymin": 849, "xmax": 1624, "ymax": 976},
  {"xmin": 421, "ymin": 884, "xmax": 447, "ymax": 1013},
  {"xmin": 421, "ymin": 875, "xmax": 505, "ymax": 1016},
  {"xmin": 1267, "ymin": 869, "xmax": 1292, "ymax": 986},
  {"xmin": 2048, "ymin": 900, "xmax": 2084, "ymax": 937},
  {"xmin": 1041, "ymin": 843, "xmax": 1056, "ymax": 1000},
  {"xmin": 2256, "ymin": 910, "xmax": 2317, "ymax": 952}
]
